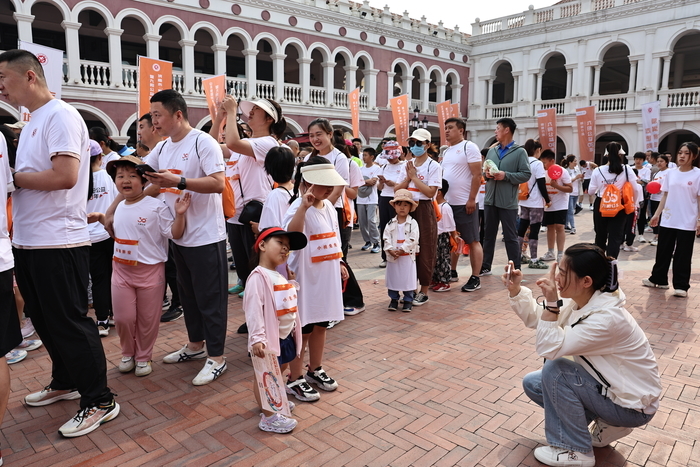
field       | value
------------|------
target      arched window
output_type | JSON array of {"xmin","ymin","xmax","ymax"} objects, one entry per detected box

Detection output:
[{"xmin": 600, "ymin": 45, "xmax": 630, "ymax": 95}]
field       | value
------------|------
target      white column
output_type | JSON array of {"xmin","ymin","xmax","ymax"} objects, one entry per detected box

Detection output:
[
  {"xmin": 322, "ymin": 61, "xmax": 335, "ymax": 106},
  {"xmin": 387, "ymin": 71, "xmax": 396, "ymax": 106},
  {"xmin": 435, "ymin": 80, "xmax": 447, "ymax": 103},
  {"xmin": 451, "ymin": 83, "xmax": 463, "ymax": 107},
  {"xmin": 486, "ymin": 76, "xmax": 494, "ymax": 105},
  {"xmin": 212, "ymin": 44, "xmax": 228, "ymax": 76},
  {"xmin": 628, "ymin": 60, "xmax": 638, "ymax": 93},
  {"xmin": 271, "ymin": 53, "xmax": 286, "ymax": 101},
  {"xmin": 576, "ymin": 40, "xmax": 586, "ymax": 96},
  {"xmin": 365, "ymin": 68, "xmax": 378, "ymax": 109},
  {"xmin": 565, "ymin": 66, "xmax": 574, "ymax": 97},
  {"xmin": 402, "ymin": 74, "xmax": 413, "ymax": 100},
  {"xmin": 660, "ymin": 55, "xmax": 672, "ymax": 91},
  {"xmin": 419, "ymin": 77, "xmax": 431, "ymax": 112},
  {"xmin": 298, "ymin": 57, "xmax": 312, "ymax": 104},
  {"xmin": 178, "ymin": 39, "xmax": 196, "ymax": 94},
  {"xmin": 642, "ymin": 29, "xmax": 655, "ymax": 90},
  {"xmin": 13, "ymin": 13, "xmax": 34, "ymax": 43},
  {"xmin": 61, "ymin": 21, "xmax": 82, "ymax": 85},
  {"xmin": 592, "ymin": 65, "xmax": 602, "ymax": 96},
  {"xmin": 244, "ymin": 48, "xmax": 258, "ymax": 98},
  {"xmin": 343, "ymin": 65, "xmax": 358, "ymax": 91},
  {"xmin": 104, "ymin": 27, "xmax": 123, "ymax": 88},
  {"xmin": 512, "ymin": 75, "xmax": 520, "ymax": 102},
  {"xmin": 143, "ymin": 34, "xmax": 161, "ymax": 59},
  {"xmin": 536, "ymin": 71, "xmax": 543, "ymax": 101}
]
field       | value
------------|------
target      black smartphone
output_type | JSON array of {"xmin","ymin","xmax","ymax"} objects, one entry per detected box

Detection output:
[{"xmin": 135, "ymin": 164, "xmax": 156, "ymax": 175}]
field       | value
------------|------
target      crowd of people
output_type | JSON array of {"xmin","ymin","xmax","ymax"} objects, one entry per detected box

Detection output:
[{"xmin": 0, "ymin": 47, "xmax": 694, "ymax": 466}]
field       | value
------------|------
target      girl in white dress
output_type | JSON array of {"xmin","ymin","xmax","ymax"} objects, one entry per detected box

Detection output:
[
  {"xmin": 383, "ymin": 189, "xmax": 420, "ymax": 312},
  {"xmin": 283, "ymin": 157, "xmax": 348, "ymax": 402}
]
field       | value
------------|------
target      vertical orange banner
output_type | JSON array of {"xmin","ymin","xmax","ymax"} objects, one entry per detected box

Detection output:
[
  {"xmin": 390, "ymin": 94, "xmax": 410, "ymax": 146},
  {"xmin": 451, "ymin": 103, "xmax": 460, "ymax": 118},
  {"xmin": 436, "ymin": 100, "xmax": 452, "ymax": 147},
  {"xmin": 537, "ymin": 108, "xmax": 557, "ymax": 152},
  {"xmin": 575, "ymin": 106, "xmax": 596, "ymax": 161},
  {"xmin": 138, "ymin": 57, "xmax": 173, "ymax": 119},
  {"xmin": 348, "ymin": 88, "xmax": 360, "ymax": 138},
  {"xmin": 203, "ymin": 74, "xmax": 226, "ymax": 121}
]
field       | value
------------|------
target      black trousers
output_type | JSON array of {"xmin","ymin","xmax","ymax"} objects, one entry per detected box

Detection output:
[
  {"xmin": 334, "ymin": 208, "xmax": 364, "ymax": 308},
  {"xmin": 593, "ymin": 197, "xmax": 627, "ymax": 259},
  {"xmin": 14, "ymin": 247, "xmax": 113, "ymax": 408},
  {"xmin": 637, "ymin": 198, "xmax": 648, "ymax": 235},
  {"xmin": 88, "ymin": 238, "xmax": 114, "ymax": 322},
  {"xmin": 378, "ymin": 196, "xmax": 396, "ymax": 262},
  {"xmin": 649, "ymin": 200, "xmax": 660, "ymax": 235},
  {"xmin": 649, "ymin": 226, "xmax": 696, "ymax": 291},
  {"xmin": 171, "ymin": 241, "xmax": 228, "ymax": 356},
  {"xmin": 227, "ymin": 222, "xmax": 255, "ymax": 287},
  {"xmin": 482, "ymin": 205, "xmax": 520, "ymax": 270},
  {"xmin": 623, "ymin": 212, "xmax": 636, "ymax": 246},
  {"xmin": 165, "ymin": 241, "xmax": 180, "ymax": 308},
  {"xmin": 0, "ymin": 269, "xmax": 21, "ymax": 355},
  {"xmin": 336, "ymin": 207, "xmax": 352, "ymax": 261}
]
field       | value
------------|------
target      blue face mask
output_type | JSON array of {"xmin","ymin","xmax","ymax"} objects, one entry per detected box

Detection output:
[{"xmin": 410, "ymin": 145, "xmax": 426, "ymax": 157}]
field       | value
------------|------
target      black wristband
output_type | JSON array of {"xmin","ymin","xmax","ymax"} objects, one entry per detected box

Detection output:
[
  {"xmin": 545, "ymin": 306, "xmax": 560, "ymax": 314},
  {"xmin": 177, "ymin": 177, "xmax": 187, "ymax": 190}
]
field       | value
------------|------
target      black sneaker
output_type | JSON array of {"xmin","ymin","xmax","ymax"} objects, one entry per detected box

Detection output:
[
  {"xmin": 305, "ymin": 366, "xmax": 338, "ymax": 391},
  {"xmin": 286, "ymin": 377, "xmax": 320, "ymax": 402},
  {"xmin": 575, "ymin": 204, "xmax": 583, "ymax": 214},
  {"xmin": 160, "ymin": 306, "xmax": 183, "ymax": 323},
  {"xmin": 412, "ymin": 292, "xmax": 429, "ymax": 306},
  {"xmin": 388, "ymin": 299, "xmax": 398, "ymax": 311},
  {"xmin": 461, "ymin": 275, "xmax": 481, "ymax": 292},
  {"xmin": 237, "ymin": 323, "xmax": 248, "ymax": 334},
  {"xmin": 402, "ymin": 301, "xmax": 412, "ymax": 312},
  {"xmin": 449, "ymin": 270, "xmax": 459, "ymax": 283},
  {"xmin": 479, "ymin": 268, "xmax": 492, "ymax": 276}
]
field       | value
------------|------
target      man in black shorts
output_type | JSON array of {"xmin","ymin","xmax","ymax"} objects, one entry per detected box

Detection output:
[{"xmin": 540, "ymin": 150, "xmax": 573, "ymax": 263}]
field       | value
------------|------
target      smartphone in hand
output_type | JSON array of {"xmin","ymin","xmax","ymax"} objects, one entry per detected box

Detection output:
[{"xmin": 135, "ymin": 164, "xmax": 156, "ymax": 175}]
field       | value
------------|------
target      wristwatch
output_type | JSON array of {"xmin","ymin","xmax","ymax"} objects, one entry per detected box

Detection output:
[
  {"xmin": 545, "ymin": 299, "xmax": 563, "ymax": 314},
  {"xmin": 177, "ymin": 177, "xmax": 187, "ymax": 190}
]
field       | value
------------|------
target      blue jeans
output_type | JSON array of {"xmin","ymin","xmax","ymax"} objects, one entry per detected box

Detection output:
[
  {"xmin": 522, "ymin": 358, "xmax": 653, "ymax": 453},
  {"xmin": 566, "ymin": 195, "xmax": 577, "ymax": 230},
  {"xmin": 388, "ymin": 290, "xmax": 415, "ymax": 302}
]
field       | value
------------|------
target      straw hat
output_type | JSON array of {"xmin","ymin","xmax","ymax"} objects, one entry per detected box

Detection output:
[
  {"xmin": 300, "ymin": 163, "xmax": 348, "ymax": 186},
  {"xmin": 239, "ymin": 98, "xmax": 279, "ymax": 122},
  {"xmin": 389, "ymin": 189, "xmax": 418, "ymax": 211},
  {"xmin": 106, "ymin": 155, "xmax": 144, "ymax": 178}
]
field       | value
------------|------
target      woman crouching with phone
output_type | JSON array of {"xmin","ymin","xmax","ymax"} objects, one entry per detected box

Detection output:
[{"xmin": 503, "ymin": 243, "xmax": 661, "ymax": 467}]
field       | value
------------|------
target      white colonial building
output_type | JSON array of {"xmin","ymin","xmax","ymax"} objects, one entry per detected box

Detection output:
[
  {"xmin": 0, "ymin": 0, "xmax": 469, "ymax": 146},
  {"xmin": 465, "ymin": 0, "xmax": 700, "ymax": 161}
]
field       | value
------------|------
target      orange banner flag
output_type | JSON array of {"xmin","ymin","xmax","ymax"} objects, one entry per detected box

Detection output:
[
  {"xmin": 451, "ymin": 103, "xmax": 460, "ymax": 118},
  {"xmin": 138, "ymin": 57, "xmax": 173, "ymax": 119},
  {"xmin": 436, "ymin": 101, "xmax": 452, "ymax": 147},
  {"xmin": 390, "ymin": 94, "xmax": 410, "ymax": 146},
  {"xmin": 348, "ymin": 88, "xmax": 360, "ymax": 138},
  {"xmin": 575, "ymin": 106, "xmax": 596, "ymax": 161},
  {"xmin": 537, "ymin": 108, "xmax": 557, "ymax": 152},
  {"xmin": 203, "ymin": 74, "xmax": 227, "ymax": 121}
]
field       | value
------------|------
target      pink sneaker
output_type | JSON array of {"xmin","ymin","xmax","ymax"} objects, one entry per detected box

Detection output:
[{"xmin": 21, "ymin": 318, "xmax": 35, "ymax": 339}]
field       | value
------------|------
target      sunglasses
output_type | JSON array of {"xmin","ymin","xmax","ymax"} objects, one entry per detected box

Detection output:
[{"xmin": 408, "ymin": 140, "xmax": 424, "ymax": 147}]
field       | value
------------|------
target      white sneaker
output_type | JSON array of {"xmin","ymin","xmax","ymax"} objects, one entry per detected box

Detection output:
[
  {"xmin": 622, "ymin": 245, "xmax": 639, "ymax": 252},
  {"xmin": 636, "ymin": 235, "xmax": 647, "ymax": 243},
  {"xmin": 650, "ymin": 239, "xmax": 658, "ymax": 246},
  {"xmin": 21, "ymin": 318, "xmax": 35, "ymax": 339},
  {"xmin": 59, "ymin": 400, "xmax": 120, "ymax": 438},
  {"xmin": 645, "ymin": 226, "xmax": 653, "ymax": 233},
  {"xmin": 534, "ymin": 445, "xmax": 595, "ymax": 467},
  {"xmin": 135, "ymin": 361, "xmax": 152, "ymax": 376},
  {"xmin": 163, "ymin": 344, "xmax": 208, "ymax": 364},
  {"xmin": 118, "ymin": 357, "xmax": 135, "ymax": 373},
  {"xmin": 97, "ymin": 324, "xmax": 109, "ymax": 337},
  {"xmin": 540, "ymin": 251, "xmax": 556, "ymax": 261},
  {"xmin": 674, "ymin": 289, "xmax": 688, "ymax": 297},
  {"xmin": 25, "ymin": 386, "xmax": 80, "ymax": 407},
  {"xmin": 192, "ymin": 358, "xmax": 227, "ymax": 386},
  {"xmin": 590, "ymin": 419, "xmax": 633, "ymax": 447}
]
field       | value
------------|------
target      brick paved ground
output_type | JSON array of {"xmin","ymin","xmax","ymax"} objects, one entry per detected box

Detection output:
[{"xmin": 2, "ymin": 210, "xmax": 699, "ymax": 466}]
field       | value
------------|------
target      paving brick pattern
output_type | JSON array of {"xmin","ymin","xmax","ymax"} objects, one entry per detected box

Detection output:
[{"xmin": 2, "ymin": 211, "xmax": 699, "ymax": 466}]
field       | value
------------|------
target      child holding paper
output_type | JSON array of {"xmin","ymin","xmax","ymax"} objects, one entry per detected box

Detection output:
[{"xmin": 244, "ymin": 227, "xmax": 308, "ymax": 433}]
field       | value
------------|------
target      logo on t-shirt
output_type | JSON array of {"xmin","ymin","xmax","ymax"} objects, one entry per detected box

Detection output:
[
  {"xmin": 31, "ymin": 128, "xmax": 37, "ymax": 137},
  {"xmin": 182, "ymin": 153, "xmax": 189, "ymax": 161},
  {"xmin": 689, "ymin": 182, "xmax": 693, "ymax": 186},
  {"xmin": 137, "ymin": 217, "xmax": 147, "ymax": 226}
]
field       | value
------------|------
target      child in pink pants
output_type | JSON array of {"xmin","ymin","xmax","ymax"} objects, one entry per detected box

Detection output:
[{"xmin": 91, "ymin": 156, "xmax": 190, "ymax": 376}]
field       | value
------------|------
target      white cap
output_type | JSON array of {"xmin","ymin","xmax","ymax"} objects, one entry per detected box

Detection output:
[{"xmin": 239, "ymin": 98, "xmax": 279, "ymax": 123}]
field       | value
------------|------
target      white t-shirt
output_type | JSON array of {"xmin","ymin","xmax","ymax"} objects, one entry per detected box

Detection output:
[
  {"xmin": 100, "ymin": 151, "xmax": 119, "ymax": 170},
  {"xmin": 87, "ymin": 169, "xmax": 117, "ymax": 243},
  {"xmin": 0, "ymin": 137, "xmax": 13, "ymax": 272},
  {"xmin": 407, "ymin": 158, "xmax": 442, "ymax": 202},
  {"xmin": 566, "ymin": 166, "xmax": 581, "ymax": 197},
  {"xmin": 545, "ymin": 167, "xmax": 572, "ymax": 212},
  {"xmin": 437, "ymin": 202, "xmax": 456, "ymax": 235},
  {"xmin": 520, "ymin": 158, "xmax": 547, "ymax": 209},
  {"xmin": 379, "ymin": 161, "xmax": 406, "ymax": 198},
  {"xmin": 262, "ymin": 267, "xmax": 297, "ymax": 339},
  {"xmin": 358, "ymin": 164, "xmax": 382, "ymax": 205},
  {"xmin": 13, "ymin": 99, "xmax": 91, "ymax": 247},
  {"xmin": 588, "ymin": 165, "xmax": 635, "ymax": 198},
  {"xmin": 649, "ymin": 169, "xmax": 669, "ymax": 202},
  {"xmin": 238, "ymin": 136, "xmax": 276, "ymax": 204},
  {"xmin": 441, "ymin": 140, "xmax": 482, "ymax": 205},
  {"xmin": 149, "ymin": 129, "xmax": 226, "ymax": 247},
  {"xmin": 225, "ymin": 150, "xmax": 244, "ymax": 225},
  {"xmin": 307, "ymin": 148, "xmax": 350, "ymax": 209},
  {"xmin": 582, "ymin": 162, "xmax": 593, "ymax": 180},
  {"xmin": 112, "ymin": 196, "xmax": 174, "ymax": 265},
  {"xmin": 636, "ymin": 165, "xmax": 651, "ymax": 183},
  {"xmin": 259, "ymin": 186, "xmax": 292, "ymax": 230},
  {"xmin": 660, "ymin": 167, "xmax": 700, "ymax": 231}
]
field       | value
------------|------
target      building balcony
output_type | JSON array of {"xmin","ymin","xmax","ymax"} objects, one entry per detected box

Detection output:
[{"xmin": 658, "ymin": 87, "xmax": 700, "ymax": 109}]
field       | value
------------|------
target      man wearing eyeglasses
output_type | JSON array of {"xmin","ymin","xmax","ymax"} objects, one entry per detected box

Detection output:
[{"xmin": 441, "ymin": 118, "xmax": 484, "ymax": 292}]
